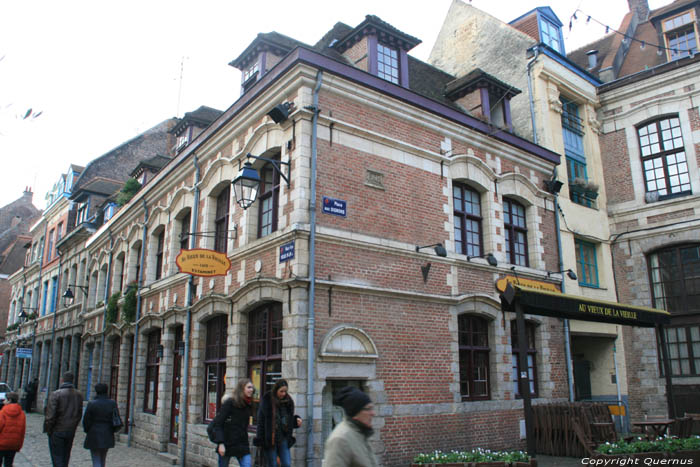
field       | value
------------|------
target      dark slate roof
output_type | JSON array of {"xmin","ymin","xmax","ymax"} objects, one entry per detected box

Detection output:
[
  {"xmin": 70, "ymin": 119, "xmax": 176, "ymax": 200},
  {"xmin": 567, "ymin": 34, "xmax": 617, "ymax": 76},
  {"xmin": 312, "ymin": 22, "xmax": 355, "ymax": 65},
  {"xmin": 333, "ymin": 15, "xmax": 421, "ymax": 54},
  {"xmin": 229, "ymin": 31, "xmax": 307, "ymax": 69},
  {"xmin": 407, "ymin": 57, "xmax": 459, "ymax": 108},
  {"xmin": 170, "ymin": 105, "xmax": 223, "ymax": 136},
  {"xmin": 445, "ymin": 68, "xmax": 522, "ymax": 100},
  {"xmin": 130, "ymin": 155, "xmax": 172, "ymax": 177}
]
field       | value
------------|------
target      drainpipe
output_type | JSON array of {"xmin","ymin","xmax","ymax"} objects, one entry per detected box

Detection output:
[
  {"xmin": 97, "ymin": 230, "xmax": 114, "ymax": 383},
  {"xmin": 179, "ymin": 154, "xmax": 200, "ymax": 466},
  {"xmin": 128, "ymin": 199, "xmax": 149, "ymax": 447},
  {"xmin": 526, "ymin": 46, "xmax": 540, "ymax": 145},
  {"xmin": 306, "ymin": 70, "xmax": 323, "ymax": 467}
]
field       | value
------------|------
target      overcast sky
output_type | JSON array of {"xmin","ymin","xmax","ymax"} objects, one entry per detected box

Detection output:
[{"xmin": 0, "ymin": 0, "xmax": 671, "ymax": 210}]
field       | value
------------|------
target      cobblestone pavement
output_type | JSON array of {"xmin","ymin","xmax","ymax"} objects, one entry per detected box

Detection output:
[{"xmin": 15, "ymin": 411, "xmax": 175, "ymax": 467}]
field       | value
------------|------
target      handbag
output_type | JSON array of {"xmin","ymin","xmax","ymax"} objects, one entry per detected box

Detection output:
[{"xmin": 112, "ymin": 407, "xmax": 123, "ymax": 429}]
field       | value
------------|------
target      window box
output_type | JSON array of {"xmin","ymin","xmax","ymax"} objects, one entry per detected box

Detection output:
[
  {"xmin": 569, "ymin": 179, "xmax": 599, "ymax": 200},
  {"xmin": 411, "ymin": 449, "xmax": 535, "ymax": 466}
]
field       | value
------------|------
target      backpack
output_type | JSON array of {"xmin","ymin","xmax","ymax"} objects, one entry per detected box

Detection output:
[{"xmin": 207, "ymin": 414, "xmax": 232, "ymax": 443}]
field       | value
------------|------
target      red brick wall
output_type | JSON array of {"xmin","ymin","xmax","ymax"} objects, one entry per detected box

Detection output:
[
  {"xmin": 600, "ymin": 128, "xmax": 635, "ymax": 203},
  {"xmin": 510, "ymin": 14, "xmax": 539, "ymax": 42}
]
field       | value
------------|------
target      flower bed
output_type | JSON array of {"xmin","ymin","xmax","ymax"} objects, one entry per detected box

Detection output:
[
  {"xmin": 411, "ymin": 449, "xmax": 535, "ymax": 466},
  {"xmin": 593, "ymin": 436, "xmax": 700, "ymax": 463}
]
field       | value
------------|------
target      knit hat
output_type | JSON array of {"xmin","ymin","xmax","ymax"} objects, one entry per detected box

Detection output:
[{"xmin": 333, "ymin": 386, "xmax": 371, "ymax": 417}]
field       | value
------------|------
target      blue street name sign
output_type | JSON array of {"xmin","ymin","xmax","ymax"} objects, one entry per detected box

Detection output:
[
  {"xmin": 279, "ymin": 241, "xmax": 295, "ymax": 263},
  {"xmin": 322, "ymin": 196, "xmax": 347, "ymax": 217},
  {"xmin": 16, "ymin": 348, "xmax": 32, "ymax": 359}
]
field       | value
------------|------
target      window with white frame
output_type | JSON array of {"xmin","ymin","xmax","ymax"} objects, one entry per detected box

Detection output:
[
  {"xmin": 540, "ymin": 16, "xmax": 563, "ymax": 53},
  {"xmin": 662, "ymin": 10, "xmax": 698, "ymax": 60},
  {"xmin": 377, "ymin": 43, "xmax": 399, "ymax": 84},
  {"xmin": 637, "ymin": 116, "xmax": 691, "ymax": 199}
]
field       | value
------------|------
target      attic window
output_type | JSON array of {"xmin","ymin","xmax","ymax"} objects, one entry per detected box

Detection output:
[
  {"xmin": 662, "ymin": 11, "xmax": 697, "ymax": 61},
  {"xmin": 377, "ymin": 43, "xmax": 399, "ymax": 84},
  {"xmin": 539, "ymin": 17, "xmax": 563, "ymax": 54}
]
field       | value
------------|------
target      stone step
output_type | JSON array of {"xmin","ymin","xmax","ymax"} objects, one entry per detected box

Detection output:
[{"xmin": 157, "ymin": 452, "xmax": 178, "ymax": 465}]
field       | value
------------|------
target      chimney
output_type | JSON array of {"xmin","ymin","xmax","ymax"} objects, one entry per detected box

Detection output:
[
  {"xmin": 23, "ymin": 186, "xmax": 33, "ymax": 201},
  {"xmin": 627, "ymin": 0, "xmax": 649, "ymax": 22},
  {"xmin": 586, "ymin": 50, "xmax": 599, "ymax": 69}
]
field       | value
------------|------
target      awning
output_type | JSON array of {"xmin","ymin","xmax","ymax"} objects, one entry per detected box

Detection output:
[{"xmin": 504, "ymin": 285, "xmax": 670, "ymax": 327}]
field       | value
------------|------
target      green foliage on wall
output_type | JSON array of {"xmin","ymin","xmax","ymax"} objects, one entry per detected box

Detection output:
[
  {"xmin": 106, "ymin": 292, "xmax": 121, "ymax": 324},
  {"xmin": 116, "ymin": 178, "xmax": 142, "ymax": 207}
]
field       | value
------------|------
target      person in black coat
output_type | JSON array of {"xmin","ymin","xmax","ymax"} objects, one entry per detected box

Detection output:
[
  {"xmin": 82, "ymin": 383, "xmax": 120, "ymax": 467},
  {"xmin": 212, "ymin": 379, "xmax": 254, "ymax": 467},
  {"xmin": 253, "ymin": 379, "xmax": 302, "ymax": 467}
]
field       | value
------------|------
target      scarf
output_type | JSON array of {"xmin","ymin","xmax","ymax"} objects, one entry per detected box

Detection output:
[{"xmin": 349, "ymin": 418, "xmax": 374, "ymax": 438}]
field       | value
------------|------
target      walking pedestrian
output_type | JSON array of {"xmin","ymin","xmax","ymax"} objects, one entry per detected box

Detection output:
[
  {"xmin": 44, "ymin": 372, "xmax": 83, "ymax": 467},
  {"xmin": 253, "ymin": 379, "xmax": 302, "ymax": 467},
  {"xmin": 83, "ymin": 383, "xmax": 120, "ymax": 467},
  {"xmin": 322, "ymin": 386, "xmax": 378, "ymax": 467},
  {"xmin": 23, "ymin": 379, "xmax": 38, "ymax": 413},
  {"xmin": 0, "ymin": 393, "xmax": 26, "ymax": 466},
  {"xmin": 211, "ymin": 379, "xmax": 255, "ymax": 467}
]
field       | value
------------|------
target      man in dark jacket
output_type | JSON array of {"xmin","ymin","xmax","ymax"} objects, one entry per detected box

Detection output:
[
  {"xmin": 83, "ymin": 383, "xmax": 120, "ymax": 467},
  {"xmin": 44, "ymin": 372, "xmax": 83, "ymax": 467},
  {"xmin": 23, "ymin": 378, "xmax": 38, "ymax": 413}
]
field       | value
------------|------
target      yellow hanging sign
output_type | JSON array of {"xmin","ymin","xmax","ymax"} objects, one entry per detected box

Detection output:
[{"xmin": 176, "ymin": 249, "xmax": 231, "ymax": 277}]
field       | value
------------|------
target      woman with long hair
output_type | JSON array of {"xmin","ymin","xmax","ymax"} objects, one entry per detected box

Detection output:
[
  {"xmin": 253, "ymin": 379, "xmax": 302, "ymax": 467},
  {"xmin": 211, "ymin": 379, "xmax": 255, "ymax": 467}
]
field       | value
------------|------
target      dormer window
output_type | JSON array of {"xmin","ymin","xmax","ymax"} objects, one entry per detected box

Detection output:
[
  {"xmin": 539, "ymin": 17, "xmax": 562, "ymax": 53},
  {"xmin": 176, "ymin": 134, "xmax": 189, "ymax": 150},
  {"xmin": 662, "ymin": 11, "xmax": 697, "ymax": 61},
  {"xmin": 377, "ymin": 43, "xmax": 399, "ymax": 84},
  {"xmin": 243, "ymin": 61, "xmax": 259, "ymax": 83}
]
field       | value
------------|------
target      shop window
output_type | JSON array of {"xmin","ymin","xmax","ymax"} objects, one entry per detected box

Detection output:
[
  {"xmin": 660, "ymin": 325, "xmax": 700, "ymax": 376},
  {"xmin": 204, "ymin": 315, "xmax": 228, "ymax": 422},
  {"xmin": 458, "ymin": 314, "xmax": 490, "ymax": 401},
  {"xmin": 453, "ymin": 183, "xmax": 482, "ymax": 257},
  {"xmin": 143, "ymin": 330, "xmax": 160, "ymax": 414},
  {"xmin": 511, "ymin": 320, "xmax": 538, "ymax": 397},
  {"xmin": 504, "ymin": 198, "xmax": 528, "ymax": 267},
  {"xmin": 247, "ymin": 302, "xmax": 283, "ymax": 425}
]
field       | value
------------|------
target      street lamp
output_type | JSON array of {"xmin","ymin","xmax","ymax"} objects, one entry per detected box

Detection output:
[
  {"xmin": 547, "ymin": 268, "xmax": 578, "ymax": 281},
  {"xmin": 231, "ymin": 153, "xmax": 289, "ymax": 210},
  {"xmin": 62, "ymin": 284, "xmax": 89, "ymax": 308},
  {"xmin": 467, "ymin": 252, "xmax": 499, "ymax": 267}
]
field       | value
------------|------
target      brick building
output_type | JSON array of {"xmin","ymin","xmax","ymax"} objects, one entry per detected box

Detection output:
[
  {"xmin": 568, "ymin": 0, "xmax": 700, "ymax": 416},
  {"xmin": 0, "ymin": 3, "xmax": 677, "ymax": 466}
]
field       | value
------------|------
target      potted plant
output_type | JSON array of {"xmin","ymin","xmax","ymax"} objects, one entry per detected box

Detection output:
[
  {"xmin": 569, "ymin": 177, "xmax": 599, "ymax": 200},
  {"xmin": 411, "ymin": 448, "xmax": 535, "ymax": 466},
  {"xmin": 106, "ymin": 291, "xmax": 121, "ymax": 324},
  {"xmin": 594, "ymin": 436, "xmax": 700, "ymax": 463},
  {"xmin": 121, "ymin": 283, "xmax": 138, "ymax": 323}
]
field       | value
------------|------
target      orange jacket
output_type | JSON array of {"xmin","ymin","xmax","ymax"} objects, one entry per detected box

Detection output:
[{"xmin": 0, "ymin": 403, "xmax": 26, "ymax": 451}]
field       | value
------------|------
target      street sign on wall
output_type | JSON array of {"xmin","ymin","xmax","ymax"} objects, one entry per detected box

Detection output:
[
  {"xmin": 279, "ymin": 241, "xmax": 295, "ymax": 263},
  {"xmin": 322, "ymin": 197, "xmax": 347, "ymax": 217},
  {"xmin": 16, "ymin": 348, "xmax": 32, "ymax": 359}
]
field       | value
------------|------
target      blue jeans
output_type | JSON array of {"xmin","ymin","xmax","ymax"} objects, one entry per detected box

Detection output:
[
  {"xmin": 218, "ymin": 453, "xmax": 251, "ymax": 467},
  {"xmin": 265, "ymin": 438, "xmax": 290, "ymax": 467}
]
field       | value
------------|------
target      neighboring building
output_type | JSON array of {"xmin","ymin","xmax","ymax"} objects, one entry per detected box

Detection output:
[
  {"xmin": 0, "ymin": 188, "xmax": 41, "ymax": 355},
  {"xmin": 568, "ymin": 0, "xmax": 700, "ymax": 415},
  {"xmin": 429, "ymin": 0, "xmax": 661, "ymax": 431}
]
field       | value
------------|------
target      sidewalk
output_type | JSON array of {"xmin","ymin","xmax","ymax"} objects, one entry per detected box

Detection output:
[{"xmin": 14, "ymin": 411, "xmax": 175, "ymax": 467}]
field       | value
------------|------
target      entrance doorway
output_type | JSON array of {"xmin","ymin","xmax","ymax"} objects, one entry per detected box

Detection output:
[{"xmin": 169, "ymin": 326, "xmax": 183, "ymax": 444}]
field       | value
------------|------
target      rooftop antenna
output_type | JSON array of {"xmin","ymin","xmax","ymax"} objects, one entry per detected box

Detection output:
[{"xmin": 176, "ymin": 56, "xmax": 188, "ymax": 118}]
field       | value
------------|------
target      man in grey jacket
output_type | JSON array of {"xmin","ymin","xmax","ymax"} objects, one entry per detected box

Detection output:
[
  {"xmin": 44, "ymin": 372, "xmax": 83, "ymax": 467},
  {"xmin": 323, "ymin": 386, "xmax": 378, "ymax": 467}
]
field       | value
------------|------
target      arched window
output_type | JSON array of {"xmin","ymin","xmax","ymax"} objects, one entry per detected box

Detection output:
[
  {"xmin": 143, "ymin": 330, "xmax": 160, "ymax": 414},
  {"xmin": 511, "ymin": 320, "xmax": 537, "ymax": 397},
  {"xmin": 504, "ymin": 198, "xmax": 528, "ymax": 267},
  {"xmin": 453, "ymin": 183, "xmax": 482, "ymax": 257},
  {"xmin": 458, "ymin": 315, "xmax": 490, "ymax": 400},
  {"xmin": 204, "ymin": 315, "xmax": 227, "ymax": 422},
  {"xmin": 638, "ymin": 116, "xmax": 691, "ymax": 199},
  {"xmin": 247, "ymin": 303, "xmax": 283, "ymax": 419},
  {"xmin": 214, "ymin": 187, "xmax": 230, "ymax": 253},
  {"xmin": 258, "ymin": 158, "xmax": 281, "ymax": 238}
]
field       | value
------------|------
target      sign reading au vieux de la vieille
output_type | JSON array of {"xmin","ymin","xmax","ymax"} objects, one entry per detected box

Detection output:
[{"xmin": 176, "ymin": 249, "xmax": 232, "ymax": 277}]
